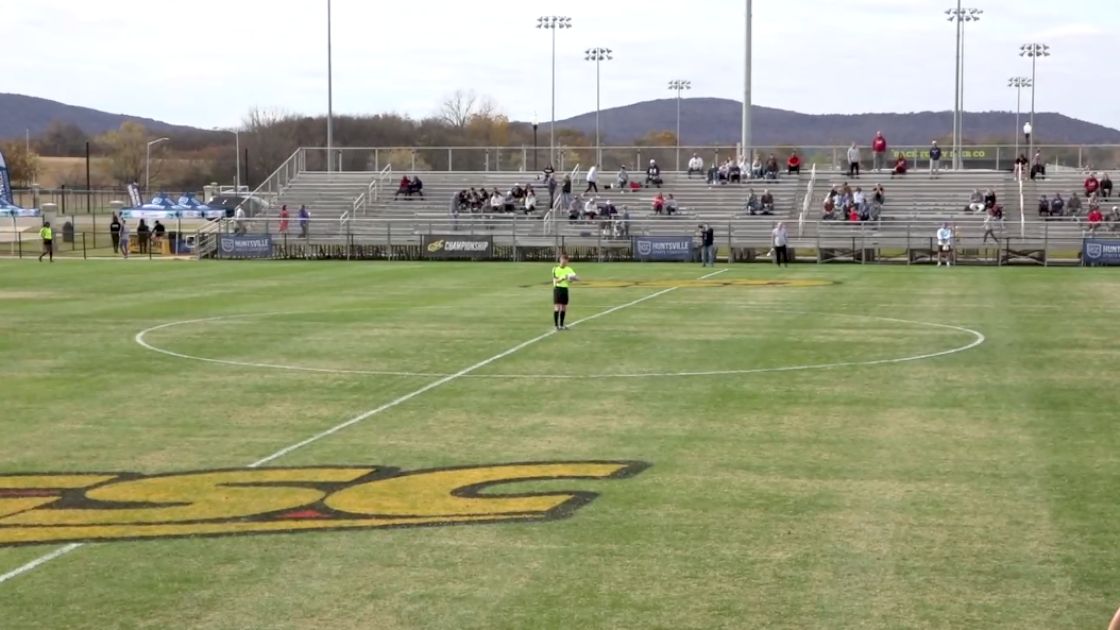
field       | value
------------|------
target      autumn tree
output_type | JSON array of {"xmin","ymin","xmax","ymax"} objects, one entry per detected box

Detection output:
[
  {"xmin": 99, "ymin": 122, "xmax": 157, "ymax": 186},
  {"xmin": 0, "ymin": 141, "xmax": 42, "ymax": 187},
  {"xmin": 36, "ymin": 122, "xmax": 89, "ymax": 157}
]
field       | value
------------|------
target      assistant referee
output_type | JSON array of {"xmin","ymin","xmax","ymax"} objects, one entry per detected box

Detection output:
[
  {"xmin": 551, "ymin": 253, "xmax": 579, "ymax": 330},
  {"xmin": 38, "ymin": 222, "xmax": 53, "ymax": 263}
]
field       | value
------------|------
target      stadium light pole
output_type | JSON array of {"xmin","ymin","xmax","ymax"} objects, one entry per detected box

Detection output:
[
  {"xmin": 668, "ymin": 80, "xmax": 692, "ymax": 171},
  {"xmin": 537, "ymin": 16, "xmax": 572, "ymax": 168},
  {"xmin": 1020, "ymin": 43, "xmax": 1050, "ymax": 160},
  {"xmin": 215, "ymin": 128, "xmax": 241, "ymax": 193},
  {"xmin": 145, "ymin": 137, "xmax": 169, "ymax": 192},
  {"xmin": 585, "ymin": 47, "xmax": 612, "ymax": 167},
  {"xmin": 326, "ymin": 0, "xmax": 334, "ymax": 173},
  {"xmin": 742, "ymin": 0, "xmax": 752, "ymax": 164},
  {"xmin": 946, "ymin": 6, "xmax": 982, "ymax": 171},
  {"xmin": 1007, "ymin": 77, "xmax": 1032, "ymax": 158}
]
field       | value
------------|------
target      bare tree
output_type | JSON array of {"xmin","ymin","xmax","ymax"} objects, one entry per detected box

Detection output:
[
  {"xmin": 438, "ymin": 90, "xmax": 478, "ymax": 129},
  {"xmin": 99, "ymin": 122, "xmax": 152, "ymax": 185}
]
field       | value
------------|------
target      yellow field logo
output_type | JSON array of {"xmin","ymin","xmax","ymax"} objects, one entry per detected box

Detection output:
[{"xmin": 0, "ymin": 461, "xmax": 648, "ymax": 547}]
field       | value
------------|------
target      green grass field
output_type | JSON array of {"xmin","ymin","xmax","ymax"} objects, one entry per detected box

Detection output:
[{"xmin": 1, "ymin": 260, "xmax": 1119, "ymax": 629}]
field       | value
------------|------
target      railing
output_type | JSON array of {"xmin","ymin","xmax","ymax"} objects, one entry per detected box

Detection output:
[
  {"xmin": 798, "ymin": 165, "xmax": 817, "ymax": 237},
  {"xmin": 1018, "ymin": 176, "xmax": 1026, "ymax": 238},
  {"xmin": 238, "ymin": 148, "xmax": 303, "ymax": 216},
  {"xmin": 370, "ymin": 164, "xmax": 394, "ymax": 205},
  {"xmin": 194, "ymin": 219, "xmax": 222, "ymax": 258},
  {"xmin": 295, "ymin": 145, "xmax": 1120, "ymax": 173},
  {"xmin": 352, "ymin": 193, "xmax": 365, "ymax": 217}
]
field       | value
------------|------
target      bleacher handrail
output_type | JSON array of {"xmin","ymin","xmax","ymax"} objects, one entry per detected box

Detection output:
[
  {"xmin": 238, "ymin": 148, "xmax": 303, "ymax": 216},
  {"xmin": 1018, "ymin": 175, "xmax": 1026, "ymax": 238},
  {"xmin": 798, "ymin": 165, "xmax": 817, "ymax": 237}
]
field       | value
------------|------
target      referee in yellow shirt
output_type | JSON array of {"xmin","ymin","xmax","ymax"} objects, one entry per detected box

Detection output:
[
  {"xmin": 552, "ymin": 254, "xmax": 579, "ymax": 330},
  {"xmin": 38, "ymin": 222, "xmax": 53, "ymax": 263}
]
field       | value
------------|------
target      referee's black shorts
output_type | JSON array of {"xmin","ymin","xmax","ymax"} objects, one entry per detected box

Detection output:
[
  {"xmin": 553, "ymin": 287, "xmax": 569, "ymax": 305},
  {"xmin": 42, "ymin": 239, "xmax": 52, "ymax": 250}
]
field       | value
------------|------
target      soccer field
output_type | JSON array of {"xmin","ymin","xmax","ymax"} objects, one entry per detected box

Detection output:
[{"xmin": 1, "ymin": 260, "xmax": 1118, "ymax": 629}]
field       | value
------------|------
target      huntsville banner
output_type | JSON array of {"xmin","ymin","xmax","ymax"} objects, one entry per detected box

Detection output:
[
  {"xmin": 422, "ymin": 234, "xmax": 493, "ymax": 260},
  {"xmin": 1083, "ymin": 239, "xmax": 1120, "ymax": 266},
  {"xmin": 217, "ymin": 234, "xmax": 273, "ymax": 259},
  {"xmin": 632, "ymin": 235, "xmax": 694, "ymax": 262}
]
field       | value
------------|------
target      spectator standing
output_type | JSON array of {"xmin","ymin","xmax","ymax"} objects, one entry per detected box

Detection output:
[
  {"xmin": 298, "ymin": 205, "xmax": 310, "ymax": 238},
  {"xmin": 872, "ymin": 183, "xmax": 886, "ymax": 207},
  {"xmin": 137, "ymin": 219, "xmax": 151, "ymax": 254},
  {"xmin": 278, "ymin": 205, "xmax": 290, "ymax": 235},
  {"xmin": 872, "ymin": 131, "xmax": 888, "ymax": 172},
  {"xmin": 1031, "ymin": 151, "xmax": 1045, "ymax": 180},
  {"xmin": 585, "ymin": 165, "xmax": 599, "ymax": 194},
  {"xmin": 929, "ymin": 141, "xmax": 942, "ymax": 178},
  {"xmin": 847, "ymin": 143, "xmax": 861, "ymax": 178},
  {"xmin": 787, "ymin": 152, "xmax": 802, "ymax": 175},
  {"xmin": 561, "ymin": 175, "xmax": 573, "ymax": 209},
  {"xmin": 1014, "ymin": 153, "xmax": 1029, "ymax": 180},
  {"xmin": 616, "ymin": 166, "xmax": 630, "ymax": 191},
  {"xmin": 936, "ymin": 223, "xmax": 953, "ymax": 267},
  {"xmin": 982, "ymin": 210, "xmax": 1000, "ymax": 244},
  {"xmin": 119, "ymin": 218, "xmax": 130, "ymax": 259},
  {"xmin": 1101, "ymin": 172, "xmax": 1113, "ymax": 199},
  {"xmin": 153, "ymin": 220, "xmax": 166, "ymax": 250},
  {"xmin": 234, "ymin": 206, "xmax": 246, "ymax": 236},
  {"xmin": 699, "ymin": 224, "xmax": 716, "ymax": 267},
  {"xmin": 687, "ymin": 154, "xmax": 704, "ymax": 178},
  {"xmin": 547, "ymin": 175, "xmax": 558, "ymax": 209},
  {"xmin": 646, "ymin": 160, "xmax": 663, "ymax": 187},
  {"xmin": 543, "ymin": 164, "xmax": 556, "ymax": 183},
  {"xmin": 109, "ymin": 213, "xmax": 122, "ymax": 253},
  {"xmin": 771, "ymin": 222, "xmax": 789, "ymax": 267}
]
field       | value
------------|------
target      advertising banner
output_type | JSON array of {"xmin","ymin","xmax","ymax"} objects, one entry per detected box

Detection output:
[
  {"xmin": 632, "ymin": 235, "xmax": 694, "ymax": 262},
  {"xmin": 0, "ymin": 149, "xmax": 11, "ymax": 206},
  {"xmin": 217, "ymin": 234, "xmax": 273, "ymax": 259},
  {"xmin": 1083, "ymin": 239, "xmax": 1120, "ymax": 266},
  {"xmin": 422, "ymin": 234, "xmax": 493, "ymax": 260}
]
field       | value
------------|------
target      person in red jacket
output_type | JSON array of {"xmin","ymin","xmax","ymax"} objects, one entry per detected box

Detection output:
[
  {"xmin": 787, "ymin": 152, "xmax": 802, "ymax": 175},
  {"xmin": 1087, "ymin": 206, "xmax": 1103, "ymax": 232},
  {"xmin": 872, "ymin": 131, "xmax": 888, "ymax": 172},
  {"xmin": 1085, "ymin": 173, "xmax": 1101, "ymax": 197},
  {"xmin": 890, "ymin": 153, "xmax": 908, "ymax": 179}
]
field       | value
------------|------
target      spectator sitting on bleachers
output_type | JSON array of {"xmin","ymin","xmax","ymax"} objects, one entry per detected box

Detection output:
[
  {"xmin": 1050, "ymin": 193, "xmax": 1065, "ymax": 217},
  {"xmin": 717, "ymin": 160, "xmax": 730, "ymax": 183},
  {"xmin": 848, "ymin": 206, "xmax": 860, "ymax": 222},
  {"xmin": 524, "ymin": 189, "xmax": 537, "ymax": 214},
  {"xmin": 665, "ymin": 194, "xmax": 679, "ymax": 216},
  {"xmin": 1087, "ymin": 206, "xmax": 1103, "ymax": 232},
  {"xmin": 706, "ymin": 163, "xmax": 719, "ymax": 185},
  {"xmin": 967, "ymin": 189, "xmax": 984, "ymax": 213},
  {"xmin": 616, "ymin": 166, "xmax": 630, "ymax": 191},
  {"xmin": 1068, "ymin": 192, "xmax": 1083, "ymax": 216},
  {"xmin": 1085, "ymin": 173, "xmax": 1101, "ymax": 198},
  {"xmin": 503, "ymin": 189, "xmax": 517, "ymax": 213},
  {"xmin": 760, "ymin": 189, "xmax": 775, "ymax": 215},
  {"xmin": 511, "ymin": 184, "xmax": 525, "ymax": 201},
  {"xmin": 646, "ymin": 160, "xmax": 663, "ymax": 187},
  {"xmin": 872, "ymin": 183, "xmax": 885, "ymax": 207},
  {"xmin": 652, "ymin": 192, "xmax": 665, "ymax": 215},
  {"xmin": 787, "ymin": 152, "xmax": 801, "ymax": 175},
  {"xmin": 1101, "ymin": 172, "xmax": 1113, "ymax": 199},
  {"xmin": 1013, "ymin": 153, "xmax": 1029, "ymax": 180},
  {"xmin": 765, "ymin": 155, "xmax": 780, "ymax": 180},
  {"xmin": 451, "ymin": 191, "xmax": 464, "ymax": 217},
  {"xmin": 751, "ymin": 155, "xmax": 764, "ymax": 179},
  {"xmin": 489, "ymin": 190, "xmax": 504, "ymax": 214},
  {"xmin": 394, "ymin": 175, "xmax": 412, "ymax": 199},
  {"xmin": 688, "ymin": 154, "xmax": 704, "ymax": 178},
  {"xmin": 729, "ymin": 161, "xmax": 742, "ymax": 183},
  {"xmin": 822, "ymin": 196, "xmax": 837, "ymax": 220},
  {"xmin": 890, "ymin": 153, "xmax": 908, "ymax": 178},
  {"xmin": 543, "ymin": 164, "xmax": 555, "ymax": 183},
  {"xmin": 1037, "ymin": 194, "xmax": 1049, "ymax": 218},
  {"xmin": 582, "ymin": 196, "xmax": 598, "ymax": 221},
  {"xmin": 409, "ymin": 176, "xmax": 424, "ymax": 199},
  {"xmin": 853, "ymin": 187, "xmax": 867, "ymax": 216},
  {"xmin": 984, "ymin": 189, "xmax": 997, "ymax": 211}
]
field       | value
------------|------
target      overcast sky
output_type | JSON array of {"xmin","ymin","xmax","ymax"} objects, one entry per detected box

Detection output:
[{"xmin": 5, "ymin": 0, "xmax": 1116, "ymax": 132}]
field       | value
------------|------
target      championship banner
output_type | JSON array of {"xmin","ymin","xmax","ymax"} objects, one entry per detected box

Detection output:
[
  {"xmin": 632, "ymin": 235, "xmax": 694, "ymax": 262},
  {"xmin": 1083, "ymin": 239, "xmax": 1120, "ymax": 266},
  {"xmin": 217, "ymin": 234, "xmax": 273, "ymax": 259},
  {"xmin": 422, "ymin": 234, "xmax": 493, "ymax": 260}
]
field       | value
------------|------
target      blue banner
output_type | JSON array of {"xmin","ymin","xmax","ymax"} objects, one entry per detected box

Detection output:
[
  {"xmin": 0, "ymin": 149, "xmax": 12, "ymax": 206},
  {"xmin": 632, "ymin": 235, "xmax": 694, "ymax": 262},
  {"xmin": 217, "ymin": 234, "xmax": 273, "ymax": 259},
  {"xmin": 1084, "ymin": 239, "xmax": 1120, "ymax": 266}
]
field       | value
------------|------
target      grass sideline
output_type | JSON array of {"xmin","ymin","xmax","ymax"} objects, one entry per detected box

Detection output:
[{"xmin": 0, "ymin": 261, "xmax": 1118, "ymax": 628}]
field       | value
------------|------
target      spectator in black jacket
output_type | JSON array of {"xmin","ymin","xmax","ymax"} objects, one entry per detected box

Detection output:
[
  {"xmin": 646, "ymin": 160, "xmax": 663, "ymax": 187},
  {"xmin": 110, "ymin": 213, "xmax": 122, "ymax": 253}
]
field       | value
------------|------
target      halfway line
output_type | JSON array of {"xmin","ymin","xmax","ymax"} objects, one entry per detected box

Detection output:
[{"xmin": 0, "ymin": 267, "xmax": 726, "ymax": 585}]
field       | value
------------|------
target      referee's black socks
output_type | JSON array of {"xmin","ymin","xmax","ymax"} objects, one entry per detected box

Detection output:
[
  {"xmin": 553, "ymin": 311, "xmax": 560, "ymax": 327},
  {"xmin": 559, "ymin": 311, "xmax": 566, "ymax": 326}
]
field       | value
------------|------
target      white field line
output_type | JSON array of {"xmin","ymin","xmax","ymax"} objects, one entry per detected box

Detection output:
[{"xmin": 0, "ymin": 268, "xmax": 727, "ymax": 586}]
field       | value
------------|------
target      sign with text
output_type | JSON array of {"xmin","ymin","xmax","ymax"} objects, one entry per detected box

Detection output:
[
  {"xmin": 217, "ymin": 234, "xmax": 273, "ymax": 259},
  {"xmin": 1083, "ymin": 239, "xmax": 1120, "ymax": 266},
  {"xmin": 423, "ymin": 234, "xmax": 493, "ymax": 260},
  {"xmin": 632, "ymin": 235, "xmax": 694, "ymax": 262}
]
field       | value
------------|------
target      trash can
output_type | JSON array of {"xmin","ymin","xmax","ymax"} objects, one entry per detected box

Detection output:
[{"xmin": 62, "ymin": 221, "xmax": 75, "ymax": 244}]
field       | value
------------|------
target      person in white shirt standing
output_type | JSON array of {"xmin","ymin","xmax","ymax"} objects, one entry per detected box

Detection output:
[
  {"xmin": 771, "ymin": 221, "xmax": 790, "ymax": 267},
  {"xmin": 847, "ymin": 143, "xmax": 861, "ymax": 178},
  {"xmin": 687, "ymin": 154, "xmax": 704, "ymax": 179},
  {"xmin": 936, "ymin": 222, "xmax": 954, "ymax": 267},
  {"xmin": 585, "ymin": 165, "xmax": 599, "ymax": 194}
]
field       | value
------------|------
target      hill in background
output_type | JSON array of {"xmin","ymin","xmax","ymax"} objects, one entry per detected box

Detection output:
[
  {"xmin": 543, "ymin": 97, "xmax": 1120, "ymax": 146},
  {"xmin": 0, "ymin": 93, "xmax": 197, "ymax": 138}
]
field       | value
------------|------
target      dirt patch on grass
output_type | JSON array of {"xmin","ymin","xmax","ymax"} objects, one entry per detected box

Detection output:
[{"xmin": 0, "ymin": 290, "xmax": 60, "ymax": 300}]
